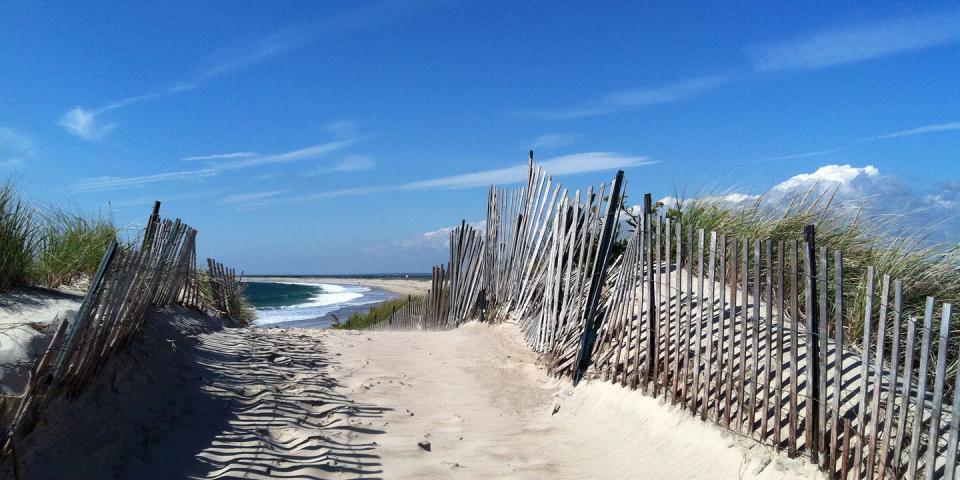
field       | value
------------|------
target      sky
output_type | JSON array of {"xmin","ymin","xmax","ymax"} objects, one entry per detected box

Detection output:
[{"xmin": 1, "ymin": 1, "xmax": 958, "ymax": 274}]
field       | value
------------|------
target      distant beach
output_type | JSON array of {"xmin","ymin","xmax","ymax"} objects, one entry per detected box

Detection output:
[{"xmin": 245, "ymin": 275, "xmax": 431, "ymax": 328}]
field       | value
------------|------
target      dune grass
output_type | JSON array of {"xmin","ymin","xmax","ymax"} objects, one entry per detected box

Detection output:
[
  {"xmin": 666, "ymin": 187, "xmax": 960, "ymax": 380},
  {"xmin": 200, "ymin": 271, "xmax": 256, "ymax": 325},
  {"xmin": 0, "ymin": 181, "xmax": 40, "ymax": 290},
  {"xmin": 32, "ymin": 209, "xmax": 117, "ymax": 288},
  {"xmin": 336, "ymin": 296, "xmax": 417, "ymax": 330},
  {"xmin": 0, "ymin": 180, "xmax": 119, "ymax": 291}
]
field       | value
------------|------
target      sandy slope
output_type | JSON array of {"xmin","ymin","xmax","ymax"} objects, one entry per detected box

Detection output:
[
  {"xmin": 15, "ymin": 310, "xmax": 821, "ymax": 479},
  {"xmin": 0, "ymin": 288, "xmax": 81, "ymax": 394}
]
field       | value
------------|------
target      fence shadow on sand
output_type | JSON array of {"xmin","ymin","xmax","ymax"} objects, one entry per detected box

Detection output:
[{"xmin": 141, "ymin": 322, "xmax": 392, "ymax": 480}]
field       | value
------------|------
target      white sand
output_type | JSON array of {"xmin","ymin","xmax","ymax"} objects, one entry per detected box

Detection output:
[
  {"xmin": 318, "ymin": 322, "xmax": 822, "ymax": 479},
  {"xmin": 250, "ymin": 276, "xmax": 431, "ymax": 296},
  {"xmin": 15, "ymin": 308, "xmax": 822, "ymax": 479},
  {"xmin": 0, "ymin": 288, "xmax": 80, "ymax": 394}
]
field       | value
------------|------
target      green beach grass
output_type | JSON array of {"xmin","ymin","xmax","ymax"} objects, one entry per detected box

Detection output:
[
  {"xmin": 335, "ymin": 296, "xmax": 418, "ymax": 330},
  {"xmin": 0, "ymin": 180, "xmax": 117, "ymax": 291}
]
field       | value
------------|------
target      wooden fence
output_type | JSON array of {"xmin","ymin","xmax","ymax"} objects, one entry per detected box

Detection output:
[
  {"xmin": 205, "ymin": 258, "xmax": 247, "ymax": 324},
  {"xmin": 359, "ymin": 156, "xmax": 959, "ymax": 479},
  {"xmin": 366, "ymin": 265, "xmax": 452, "ymax": 331},
  {"xmin": 363, "ymin": 221, "xmax": 486, "ymax": 331},
  {"xmin": 0, "ymin": 202, "xmax": 214, "ymax": 474}
]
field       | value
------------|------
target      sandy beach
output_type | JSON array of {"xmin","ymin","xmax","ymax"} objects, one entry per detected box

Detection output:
[
  {"xmin": 250, "ymin": 276, "xmax": 431, "ymax": 296},
  {"xmin": 15, "ymin": 307, "xmax": 820, "ymax": 479}
]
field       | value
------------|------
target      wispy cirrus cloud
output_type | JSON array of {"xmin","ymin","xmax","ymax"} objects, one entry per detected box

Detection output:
[
  {"xmin": 74, "ymin": 168, "xmax": 219, "ymax": 192},
  {"xmin": 299, "ymin": 151, "xmax": 653, "ymax": 201},
  {"xmin": 860, "ymin": 121, "xmax": 960, "ymax": 141},
  {"xmin": 529, "ymin": 133, "xmax": 579, "ymax": 151},
  {"xmin": 58, "ymin": 1, "xmax": 438, "ymax": 141},
  {"xmin": 526, "ymin": 10, "xmax": 960, "ymax": 120},
  {"xmin": 747, "ymin": 10, "xmax": 960, "ymax": 71},
  {"xmin": 219, "ymin": 190, "xmax": 291, "ymax": 208},
  {"xmin": 523, "ymin": 74, "xmax": 736, "ymax": 119},
  {"xmin": 180, "ymin": 152, "xmax": 258, "ymax": 162},
  {"xmin": 402, "ymin": 152, "xmax": 654, "ymax": 189},
  {"xmin": 58, "ymin": 107, "xmax": 116, "ymax": 141},
  {"xmin": 213, "ymin": 139, "xmax": 358, "ymax": 170},
  {"xmin": 73, "ymin": 139, "xmax": 355, "ymax": 192},
  {"xmin": 761, "ymin": 148, "xmax": 842, "ymax": 162},
  {"xmin": 759, "ymin": 120, "xmax": 960, "ymax": 162},
  {"xmin": 305, "ymin": 155, "xmax": 375, "ymax": 176},
  {"xmin": 0, "ymin": 126, "xmax": 35, "ymax": 168}
]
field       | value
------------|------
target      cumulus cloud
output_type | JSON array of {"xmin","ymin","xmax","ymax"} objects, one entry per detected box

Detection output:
[
  {"xmin": 771, "ymin": 164, "xmax": 880, "ymax": 194},
  {"xmin": 398, "ymin": 220, "xmax": 486, "ymax": 250},
  {"xmin": 687, "ymin": 164, "xmax": 960, "ymax": 240}
]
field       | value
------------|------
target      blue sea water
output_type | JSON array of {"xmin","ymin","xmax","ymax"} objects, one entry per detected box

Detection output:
[{"xmin": 243, "ymin": 281, "xmax": 396, "ymax": 328}]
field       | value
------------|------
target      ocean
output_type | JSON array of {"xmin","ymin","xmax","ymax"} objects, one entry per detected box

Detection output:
[{"xmin": 243, "ymin": 281, "xmax": 396, "ymax": 328}]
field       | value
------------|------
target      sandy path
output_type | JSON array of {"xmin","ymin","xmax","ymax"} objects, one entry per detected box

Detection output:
[
  {"xmin": 17, "ymin": 309, "xmax": 820, "ymax": 479},
  {"xmin": 315, "ymin": 322, "xmax": 822, "ymax": 479}
]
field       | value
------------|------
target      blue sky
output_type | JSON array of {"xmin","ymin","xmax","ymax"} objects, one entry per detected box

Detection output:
[{"xmin": 1, "ymin": 1, "xmax": 958, "ymax": 274}]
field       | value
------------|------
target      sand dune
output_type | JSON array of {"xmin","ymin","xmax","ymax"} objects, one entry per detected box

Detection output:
[{"xmin": 15, "ymin": 308, "xmax": 821, "ymax": 479}]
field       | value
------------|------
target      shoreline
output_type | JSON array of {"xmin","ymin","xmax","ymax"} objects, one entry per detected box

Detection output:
[
  {"xmin": 244, "ymin": 277, "xmax": 428, "ymax": 328},
  {"xmin": 249, "ymin": 276, "xmax": 431, "ymax": 296}
]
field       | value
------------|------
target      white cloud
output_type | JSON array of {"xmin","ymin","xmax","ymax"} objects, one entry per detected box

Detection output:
[
  {"xmin": 407, "ymin": 220, "xmax": 486, "ymax": 250},
  {"xmin": 762, "ymin": 148, "xmax": 842, "ymax": 162},
  {"xmin": 659, "ymin": 192, "xmax": 760, "ymax": 209},
  {"xmin": 219, "ymin": 189, "xmax": 290, "ymax": 208},
  {"xmin": 58, "ymin": 107, "xmax": 116, "ymax": 141},
  {"xmin": 702, "ymin": 164, "xmax": 960, "ymax": 239},
  {"xmin": 180, "ymin": 152, "xmax": 258, "ymax": 162},
  {"xmin": 73, "ymin": 139, "xmax": 357, "ymax": 192},
  {"xmin": 300, "ymin": 185, "xmax": 393, "ymax": 199},
  {"xmin": 0, "ymin": 126, "xmax": 35, "ymax": 167},
  {"xmin": 324, "ymin": 120, "xmax": 359, "ymax": 139},
  {"xmin": 215, "ymin": 139, "xmax": 357, "ymax": 169},
  {"xmin": 530, "ymin": 133, "xmax": 579, "ymax": 151},
  {"xmin": 403, "ymin": 152, "xmax": 654, "ymax": 190},
  {"xmin": 56, "ymin": 3, "xmax": 441, "ymax": 141},
  {"xmin": 747, "ymin": 10, "xmax": 960, "ymax": 71},
  {"xmin": 73, "ymin": 168, "xmax": 218, "ymax": 192},
  {"xmin": 198, "ymin": 27, "xmax": 314, "ymax": 81},
  {"xmin": 524, "ymin": 74, "xmax": 735, "ymax": 119},
  {"xmin": 862, "ymin": 121, "xmax": 960, "ymax": 141},
  {"xmin": 772, "ymin": 164, "xmax": 880, "ymax": 194},
  {"xmin": 305, "ymin": 155, "xmax": 375, "ymax": 176}
]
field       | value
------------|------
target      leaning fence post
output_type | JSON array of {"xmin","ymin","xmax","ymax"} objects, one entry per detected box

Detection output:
[
  {"xmin": 643, "ymin": 193, "xmax": 655, "ymax": 388},
  {"xmin": 572, "ymin": 170, "xmax": 625, "ymax": 385},
  {"xmin": 142, "ymin": 201, "xmax": 161, "ymax": 249},
  {"xmin": 804, "ymin": 224, "xmax": 822, "ymax": 465}
]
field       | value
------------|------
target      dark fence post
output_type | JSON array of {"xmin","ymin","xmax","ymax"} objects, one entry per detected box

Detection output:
[
  {"xmin": 573, "ymin": 170, "xmax": 625, "ymax": 385},
  {"xmin": 142, "ymin": 201, "xmax": 161, "ymax": 249},
  {"xmin": 804, "ymin": 224, "xmax": 821, "ymax": 465},
  {"xmin": 643, "ymin": 193, "xmax": 655, "ymax": 388}
]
